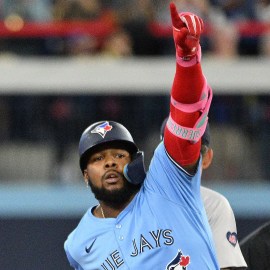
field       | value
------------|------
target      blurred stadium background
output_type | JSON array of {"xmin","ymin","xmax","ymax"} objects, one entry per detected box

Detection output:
[{"xmin": 0, "ymin": 0, "xmax": 270, "ymax": 269}]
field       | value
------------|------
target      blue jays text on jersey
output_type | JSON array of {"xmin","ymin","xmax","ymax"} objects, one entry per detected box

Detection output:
[{"xmin": 64, "ymin": 142, "xmax": 220, "ymax": 270}]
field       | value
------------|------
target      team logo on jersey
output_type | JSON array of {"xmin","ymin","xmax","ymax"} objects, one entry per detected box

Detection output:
[
  {"xmin": 226, "ymin": 231, "xmax": 238, "ymax": 247},
  {"xmin": 166, "ymin": 250, "xmax": 190, "ymax": 270},
  {"xmin": 91, "ymin": 121, "xmax": 113, "ymax": 138}
]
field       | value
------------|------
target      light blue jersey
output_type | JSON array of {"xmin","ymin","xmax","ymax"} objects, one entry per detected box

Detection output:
[{"xmin": 64, "ymin": 142, "xmax": 219, "ymax": 270}]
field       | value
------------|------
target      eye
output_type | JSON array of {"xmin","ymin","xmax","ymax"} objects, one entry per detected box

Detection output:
[
  {"xmin": 92, "ymin": 155, "xmax": 103, "ymax": 162},
  {"xmin": 115, "ymin": 153, "xmax": 126, "ymax": 159}
]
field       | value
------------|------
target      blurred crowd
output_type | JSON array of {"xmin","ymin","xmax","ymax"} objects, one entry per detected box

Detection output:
[
  {"xmin": 0, "ymin": 0, "xmax": 269, "ymax": 57},
  {"xmin": 0, "ymin": 0, "xmax": 270, "ymax": 185},
  {"xmin": 0, "ymin": 94, "xmax": 270, "ymax": 184}
]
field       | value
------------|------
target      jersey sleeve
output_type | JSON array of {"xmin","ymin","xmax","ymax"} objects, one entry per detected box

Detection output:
[
  {"xmin": 145, "ymin": 143, "xmax": 203, "ymax": 212},
  {"xmin": 63, "ymin": 210, "xmax": 94, "ymax": 270},
  {"xmin": 64, "ymin": 239, "xmax": 83, "ymax": 270},
  {"xmin": 201, "ymin": 187, "xmax": 247, "ymax": 268}
]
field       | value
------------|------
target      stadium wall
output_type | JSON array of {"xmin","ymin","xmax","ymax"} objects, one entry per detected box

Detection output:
[
  {"xmin": 1, "ymin": 183, "xmax": 270, "ymax": 269},
  {"xmin": 0, "ymin": 56, "xmax": 270, "ymax": 94}
]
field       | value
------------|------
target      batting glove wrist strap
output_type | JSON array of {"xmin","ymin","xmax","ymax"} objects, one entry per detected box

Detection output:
[
  {"xmin": 168, "ymin": 84, "xmax": 213, "ymax": 143},
  {"xmin": 176, "ymin": 45, "xmax": 201, "ymax": 67}
]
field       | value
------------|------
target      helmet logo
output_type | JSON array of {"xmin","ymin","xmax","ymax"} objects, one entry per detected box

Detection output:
[{"xmin": 91, "ymin": 121, "xmax": 113, "ymax": 138}]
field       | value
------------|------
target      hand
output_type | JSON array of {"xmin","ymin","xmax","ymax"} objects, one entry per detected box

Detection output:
[{"xmin": 170, "ymin": 2, "xmax": 203, "ymax": 60}]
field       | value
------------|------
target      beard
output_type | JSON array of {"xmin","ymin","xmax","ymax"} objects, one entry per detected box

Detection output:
[{"xmin": 87, "ymin": 177, "xmax": 141, "ymax": 205}]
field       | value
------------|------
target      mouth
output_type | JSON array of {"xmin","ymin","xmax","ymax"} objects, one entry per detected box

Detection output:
[{"xmin": 104, "ymin": 171, "xmax": 121, "ymax": 184}]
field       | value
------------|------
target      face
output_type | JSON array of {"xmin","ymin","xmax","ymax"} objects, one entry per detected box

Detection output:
[{"xmin": 83, "ymin": 145, "xmax": 140, "ymax": 204}]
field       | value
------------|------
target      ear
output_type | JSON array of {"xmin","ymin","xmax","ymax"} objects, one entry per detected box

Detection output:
[
  {"xmin": 83, "ymin": 170, "xmax": 89, "ymax": 186},
  {"xmin": 202, "ymin": 148, "xmax": 213, "ymax": 170}
]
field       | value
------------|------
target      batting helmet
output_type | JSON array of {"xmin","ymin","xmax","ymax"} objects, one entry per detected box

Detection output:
[{"xmin": 79, "ymin": 121, "xmax": 138, "ymax": 172}]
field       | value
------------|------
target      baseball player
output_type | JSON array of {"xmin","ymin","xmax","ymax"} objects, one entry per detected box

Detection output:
[
  {"xmin": 64, "ymin": 3, "xmax": 220, "ymax": 269},
  {"xmin": 160, "ymin": 120, "xmax": 247, "ymax": 270}
]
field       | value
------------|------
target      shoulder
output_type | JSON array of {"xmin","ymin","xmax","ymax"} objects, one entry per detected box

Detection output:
[
  {"xmin": 201, "ymin": 186, "xmax": 232, "ymax": 211},
  {"xmin": 201, "ymin": 186, "xmax": 236, "ymax": 228},
  {"xmin": 201, "ymin": 187, "xmax": 248, "ymax": 268},
  {"xmin": 65, "ymin": 207, "xmax": 96, "ymax": 252}
]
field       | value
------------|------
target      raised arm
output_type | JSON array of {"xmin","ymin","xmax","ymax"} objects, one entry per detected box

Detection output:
[{"xmin": 164, "ymin": 3, "xmax": 212, "ymax": 174}]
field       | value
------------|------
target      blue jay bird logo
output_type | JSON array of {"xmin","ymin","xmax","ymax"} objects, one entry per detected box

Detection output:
[
  {"xmin": 166, "ymin": 250, "xmax": 190, "ymax": 270},
  {"xmin": 91, "ymin": 121, "xmax": 113, "ymax": 138}
]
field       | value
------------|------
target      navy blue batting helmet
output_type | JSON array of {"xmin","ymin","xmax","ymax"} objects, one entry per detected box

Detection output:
[{"xmin": 79, "ymin": 121, "xmax": 138, "ymax": 172}]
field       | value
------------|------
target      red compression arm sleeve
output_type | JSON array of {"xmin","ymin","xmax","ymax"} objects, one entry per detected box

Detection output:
[{"xmin": 164, "ymin": 62, "xmax": 205, "ymax": 166}]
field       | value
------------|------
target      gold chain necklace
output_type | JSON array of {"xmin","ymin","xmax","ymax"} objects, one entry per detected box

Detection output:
[{"xmin": 99, "ymin": 205, "xmax": 105, "ymax": 218}]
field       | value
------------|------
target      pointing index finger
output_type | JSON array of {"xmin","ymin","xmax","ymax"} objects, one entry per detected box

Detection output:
[{"xmin": 170, "ymin": 2, "xmax": 185, "ymax": 29}]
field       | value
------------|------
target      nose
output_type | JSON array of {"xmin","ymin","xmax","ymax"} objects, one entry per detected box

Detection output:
[{"xmin": 104, "ymin": 156, "xmax": 117, "ymax": 168}]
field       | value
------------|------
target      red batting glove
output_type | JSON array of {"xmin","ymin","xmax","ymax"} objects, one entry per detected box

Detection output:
[{"xmin": 170, "ymin": 2, "xmax": 204, "ymax": 61}]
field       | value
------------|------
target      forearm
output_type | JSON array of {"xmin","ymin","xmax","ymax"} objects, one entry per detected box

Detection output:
[
  {"xmin": 165, "ymin": 61, "xmax": 205, "ymax": 168},
  {"xmin": 163, "ymin": 4, "xmax": 211, "ymax": 172}
]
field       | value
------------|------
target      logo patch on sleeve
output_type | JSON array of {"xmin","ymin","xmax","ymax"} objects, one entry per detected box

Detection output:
[{"xmin": 226, "ymin": 231, "xmax": 238, "ymax": 247}]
